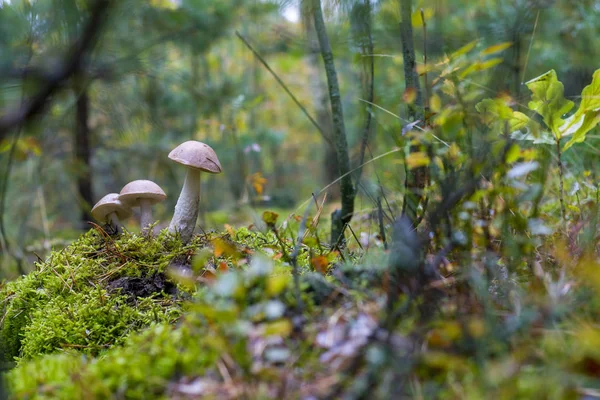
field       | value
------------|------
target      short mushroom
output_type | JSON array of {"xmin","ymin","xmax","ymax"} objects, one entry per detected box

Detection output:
[
  {"xmin": 118, "ymin": 180, "xmax": 167, "ymax": 231},
  {"xmin": 91, "ymin": 193, "xmax": 133, "ymax": 234},
  {"xmin": 168, "ymin": 140, "xmax": 222, "ymax": 243}
]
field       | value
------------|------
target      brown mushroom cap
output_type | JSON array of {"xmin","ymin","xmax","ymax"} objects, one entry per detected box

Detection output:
[
  {"xmin": 168, "ymin": 140, "xmax": 222, "ymax": 173},
  {"xmin": 91, "ymin": 193, "xmax": 133, "ymax": 222},
  {"xmin": 118, "ymin": 180, "xmax": 167, "ymax": 207}
]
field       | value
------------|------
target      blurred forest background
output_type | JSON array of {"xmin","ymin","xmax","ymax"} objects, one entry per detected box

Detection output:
[{"xmin": 0, "ymin": 0, "xmax": 599, "ymax": 278}]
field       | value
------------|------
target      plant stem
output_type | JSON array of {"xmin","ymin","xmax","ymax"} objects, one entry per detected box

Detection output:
[{"xmin": 556, "ymin": 139, "xmax": 566, "ymax": 221}]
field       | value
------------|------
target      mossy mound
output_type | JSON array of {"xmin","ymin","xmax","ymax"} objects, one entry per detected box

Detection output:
[
  {"xmin": 2, "ymin": 224, "xmax": 359, "ymax": 399},
  {"xmin": 4, "ymin": 251, "xmax": 320, "ymax": 399},
  {"xmin": 6, "ymin": 321, "xmax": 217, "ymax": 399},
  {"xmin": 0, "ymin": 228, "xmax": 203, "ymax": 363}
]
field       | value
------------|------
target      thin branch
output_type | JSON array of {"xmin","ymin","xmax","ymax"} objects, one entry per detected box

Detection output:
[
  {"xmin": 421, "ymin": 8, "xmax": 429, "ymax": 111},
  {"xmin": 235, "ymin": 31, "xmax": 333, "ymax": 148}
]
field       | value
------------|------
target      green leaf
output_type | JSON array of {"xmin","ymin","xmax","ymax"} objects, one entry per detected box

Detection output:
[
  {"xmin": 475, "ymin": 99, "xmax": 541, "ymax": 136},
  {"xmin": 450, "ymin": 40, "xmax": 477, "ymax": 59},
  {"xmin": 563, "ymin": 110, "xmax": 600, "ymax": 151},
  {"xmin": 481, "ymin": 42, "xmax": 512, "ymax": 55},
  {"xmin": 525, "ymin": 70, "xmax": 573, "ymax": 138},
  {"xmin": 262, "ymin": 211, "xmax": 279, "ymax": 227},
  {"xmin": 475, "ymin": 99, "xmax": 513, "ymax": 124},
  {"xmin": 562, "ymin": 69, "xmax": 600, "ymax": 150},
  {"xmin": 459, "ymin": 58, "xmax": 503, "ymax": 78},
  {"xmin": 511, "ymin": 130, "xmax": 555, "ymax": 145}
]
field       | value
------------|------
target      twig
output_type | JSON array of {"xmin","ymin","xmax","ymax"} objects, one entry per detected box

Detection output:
[
  {"xmin": 235, "ymin": 31, "xmax": 333, "ymax": 148},
  {"xmin": 377, "ymin": 195, "xmax": 388, "ymax": 250},
  {"xmin": 290, "ymin": 204, "xmax": 313, "ymax": 318},
  {"xmin": 346, "ymin": 223, "xmax": 363, "ymax": 250}
]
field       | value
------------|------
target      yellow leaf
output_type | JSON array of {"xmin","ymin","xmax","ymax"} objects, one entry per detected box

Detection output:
[
  {"xmin": 506, "ymin": 144, "xmax": 521, "ymax": 164},
  {"xmin": 411, "ymin": 7, "xmax": 434, "ymax": 28},
  {"xmin": 212, "ymin": 238, "xmax": 238, "ymax": 258},
  {"xmin": 481, "ymin": 42, "xmax": 512, "ymax": 55},
  {"xmin": 149, "ymin": 0, "xmax": 177, "ymax": 10},
  {"xmin": 311, "ymin": 256, "xmax": 330, "ymax": 274},
  {"xmin": 266, "ymin": 275, "xmax": 290, "ymax": 296},
  {"xmin": 224, "ymin": 224, "xmax": 235, "ymax": 236},
  {"xmin": 460, "ymin": 58, "xmax": 503, "ymax": 78},
  {"xmin": 450, "ymin": 40, "xmax": 477, "ymax": 59},
  {"xmin": 468, "ymin": 318, "xmax": 486, "ymax": 338},
  {"xmin": 416, "ymin": 63, "xmax": 436, "ymax": 75},
  {"xmin": 264, "ymin": 319, "xmax": 292, "ymax": 337},
  {"xmin": 430, "ymin": 94, "xmax": 442, "ymax": 113},
  {"xmin": 406, "ymin": 152, "xmax": 430, "ymax": 169},
  {"xmin": 478, "ymin": 57, "xmax": 504, "ymax": 70},
  {"xmin": 251, "ymin": 172, "xmax": 267, "ymax": 195},
  {"xmin": 403, "ymin": 87, "xmax": 417, "ymax": 104}
]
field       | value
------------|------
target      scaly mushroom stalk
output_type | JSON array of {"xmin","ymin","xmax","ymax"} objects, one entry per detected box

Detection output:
[
  {"xmin": 169, "ymin": 168, "xmax": 201, "ymax": 242},
  {"xmin": 118, "ymin": 180, "xmax": 166, "ymax": 236},
  {"xmin": 139, "ymin": 198, "xmax": 153, "ymax": 229},
  {"xmin": 167, "ymin": 141, "xmax": 222, "ymax": 243}
]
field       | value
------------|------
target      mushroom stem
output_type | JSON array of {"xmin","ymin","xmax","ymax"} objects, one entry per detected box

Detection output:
[
  {"xmin": 139, "ymin": 198, "xmax": 153, "ymax": 229},
  {"xmin": 169, "ymin": 168, "xmax": 201, "ymax": 242},
  {"xmin": 108, "ymin": 212, "xmax": 123, "ymax": 234}
]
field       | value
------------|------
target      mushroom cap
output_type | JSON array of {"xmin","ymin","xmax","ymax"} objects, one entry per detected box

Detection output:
[
  {"xmin": 168, "ymin": 140, "xmax": 222, "ymax": 174},
  {"xmin": 118, "ymin": 180, "xmax": 167, "ymax": 207},
  {"xmin": 91, "ymin": 193, "xmax": 133, "ymax": 222}
]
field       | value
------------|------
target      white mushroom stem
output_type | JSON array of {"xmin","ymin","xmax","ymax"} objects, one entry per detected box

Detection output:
[
  {"xmin": 108, "ymin": 212, "xmax": 123, "ymax": 234},
  {"xmin": 139, "ymin": 198, "xmax": 153, "ymax": 228},
  {"xmin": 169, "ymin": 168, "xmax": 201, "ymax": 242}
]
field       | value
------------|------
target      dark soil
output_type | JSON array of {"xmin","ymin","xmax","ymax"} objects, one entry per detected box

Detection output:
[{"xmin": 107, "ymin": 273, "xmax": 177, "ymax": 298}]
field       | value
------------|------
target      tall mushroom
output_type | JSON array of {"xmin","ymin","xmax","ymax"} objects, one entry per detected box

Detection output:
[
  {"xmin": 91, "ymin": 193, "xmax": 133, "ymax": 234},
  {"xmin": 168, "ymin": 140, "xmax": 222, "ymax": 243},
  {"xmin": 118, "ymin": 180, "xmax": 167, "ymax": 233}
]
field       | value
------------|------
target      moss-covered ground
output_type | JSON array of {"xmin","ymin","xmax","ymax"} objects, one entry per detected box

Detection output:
[{"xmin": 3, "ymin": 212, "xmax": 600, "ymax": 399}]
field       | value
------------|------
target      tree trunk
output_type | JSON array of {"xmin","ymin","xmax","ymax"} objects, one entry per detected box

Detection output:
[
  {"xmin": 74, "ymin": 81, "xmax": 94, "ymax": 228},
  {"xmin": 400, "ymin": 0, "xmax": 426, "ymax": 227},
  {"xmin": 352, "ymin": 0, "xmax": 375, "ymax": 180},
  {"xmin": 301, "ymin": 0, "xmax": 338, "ymax": 200},
  {"xmin": 312, "ymin": 0, "xmax": 355, "ymax": 244}
]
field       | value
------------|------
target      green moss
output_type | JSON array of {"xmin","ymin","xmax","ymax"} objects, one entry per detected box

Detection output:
[
  {"xmin": 7, "ymin": 321, "xmax": 218, "ymax": 399},
  {"xmin": 5, "ymin": 253, "xmax": 297, "ymax": 399},
  {"xmin": 0, "ymin": 229, "xmax": 200, "ymax": 362},
  {"xmin": 2, "ymin": 224, "xmax": 348, "ymax": 399}
]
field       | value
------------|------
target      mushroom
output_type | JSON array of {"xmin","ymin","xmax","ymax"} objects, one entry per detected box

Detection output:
[
  {"xmin": 118, "ymin": 180, "xmax": 167, "ymax": 232},
  {"xmin": 91, "ymin": 193, "xmax": 133, "ymax": 234},
  {"xmin": 168, "ymin": 140, "xmax": 222, "ymax": 242}
]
